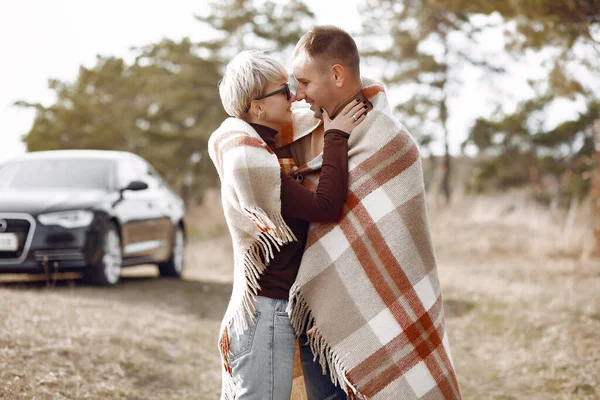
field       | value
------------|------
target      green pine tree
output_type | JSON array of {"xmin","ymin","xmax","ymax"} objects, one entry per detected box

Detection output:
[
  {"xmin": 360, "ymin": 0, "xmax": 504, "ymax": 203},
  {"xmin": 18, "ymin": 1, "xmax": 317, "ymax": 202}
]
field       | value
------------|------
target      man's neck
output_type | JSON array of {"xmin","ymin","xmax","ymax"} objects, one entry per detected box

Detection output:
[{"xmin": 329, "ymin": 85, "xmax": 366, "ymax": 119}]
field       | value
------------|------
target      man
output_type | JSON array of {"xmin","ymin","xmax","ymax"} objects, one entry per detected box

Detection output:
[{"xmin": 288, "ymin": 26, "xmax": 462, "ymax": 400}]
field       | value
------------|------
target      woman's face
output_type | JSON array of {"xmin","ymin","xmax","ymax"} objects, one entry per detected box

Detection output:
[{"xmin": 257, "ymin": 78, "xmax": 296, "ymax": 130}]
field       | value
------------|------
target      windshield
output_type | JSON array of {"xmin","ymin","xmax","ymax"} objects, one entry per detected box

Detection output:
[{"xmin": 0, "ymin": 158, "xmax": 114, "ymax": 190}]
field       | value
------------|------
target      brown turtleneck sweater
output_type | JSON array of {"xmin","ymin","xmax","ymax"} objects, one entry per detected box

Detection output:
[{"xmin": 249, "ymin": 123, "xmax": 349, "ymax": 299}]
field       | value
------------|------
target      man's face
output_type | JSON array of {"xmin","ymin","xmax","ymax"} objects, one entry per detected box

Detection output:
[{"xmin": 293, "ymin": 51, "xmax": 337, "ymax": 119}]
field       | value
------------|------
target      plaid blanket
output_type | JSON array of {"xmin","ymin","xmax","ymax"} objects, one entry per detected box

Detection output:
[
  {"xmin": 288, "ymin": 78, "xmax": 462, "ymax": 399},
  {"xmin": 208, "ymin": 109, "xmax": 319, "ymax": 400}
]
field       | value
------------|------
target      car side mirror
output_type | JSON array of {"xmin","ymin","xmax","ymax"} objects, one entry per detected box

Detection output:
[
  {"xmin": 112, "ymin": 180, "xmax": 148, "ymax": 207},
  {"xmin": 123, "ymin": 180, "xmax": 148, "ymax": 192}
]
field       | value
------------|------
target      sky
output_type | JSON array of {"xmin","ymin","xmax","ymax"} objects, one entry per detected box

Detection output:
[
  {"xmin": 0, "ymin": 1, "xmax": 586, "ymax": 164},
  {"xmin": 0, "ymin": 0, "xmax": 357, "ymax": 162}
]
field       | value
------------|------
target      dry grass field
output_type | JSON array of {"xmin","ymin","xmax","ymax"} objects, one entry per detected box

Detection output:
[{"xmin": 1, "ymin": 190, "xmax": 599, "ymax": 399}]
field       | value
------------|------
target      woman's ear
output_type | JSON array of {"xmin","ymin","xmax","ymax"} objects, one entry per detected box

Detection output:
[
  {"xmin": 249, "ymin": 100, "xmax": 262, "ymax": 116},
  {"xmin": 331, "ymin": 64, "xmax": 346, "ymax": 88},
  {"xmin": 249, "ymin": 100, "xmax": 266, "ymax": 120}
]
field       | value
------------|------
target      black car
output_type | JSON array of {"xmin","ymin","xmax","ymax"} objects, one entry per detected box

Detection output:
[{"xmin": 0, "ymin": 150, "xmax": 186, "ymax": 285}]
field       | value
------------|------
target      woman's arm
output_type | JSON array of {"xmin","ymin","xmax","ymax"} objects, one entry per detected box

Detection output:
[{"xmin": 280, "ymin": 99, "xmax": 368, "ymax": 222}]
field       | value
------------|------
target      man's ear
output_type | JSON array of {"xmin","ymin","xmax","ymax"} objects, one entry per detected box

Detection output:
[{"xmin": 331, "ymin": 64, "xmax": 346, "ymax": 88}]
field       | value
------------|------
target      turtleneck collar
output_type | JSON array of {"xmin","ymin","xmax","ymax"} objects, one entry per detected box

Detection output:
[{"xmin": 249, "ymin": 123, "xmax": 278, "ymax": 146}]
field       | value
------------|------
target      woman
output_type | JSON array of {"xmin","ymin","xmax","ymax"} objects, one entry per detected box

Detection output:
[{"xmin": 208, "ymin": 50, "xmax": 368, "ymax": 400}]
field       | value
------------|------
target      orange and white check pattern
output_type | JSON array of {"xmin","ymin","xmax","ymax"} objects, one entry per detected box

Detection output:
[{"xmin": 288, "ymin": 79, "xmax": 461, "ymax": 399}]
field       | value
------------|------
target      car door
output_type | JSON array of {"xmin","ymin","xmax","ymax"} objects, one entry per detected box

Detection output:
[
  {"xmin": 139, "ymin": 162, "xmax": 174, "ymax": 262},
  {"xmin": 114, "ymin": 158, "xmax": 162, "ymax": 261}
]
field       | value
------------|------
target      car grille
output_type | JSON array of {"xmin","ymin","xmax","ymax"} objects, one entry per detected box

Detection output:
[
  {"xmin": 34, "ymin": 249, "xmax": 85, "ymax": 262},
  {"xmin": 0, "ymin": 214, "xmax": 35, "ymax": 264}
]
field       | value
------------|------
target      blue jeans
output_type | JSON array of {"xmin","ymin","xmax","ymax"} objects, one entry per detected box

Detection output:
[
  {"xmin": 228, "ymin": 296, "xmax": 296, "ymax": 399},
  {"xmin": 298, "ymin": 332, "xmax": 348, "ymax": 400}
]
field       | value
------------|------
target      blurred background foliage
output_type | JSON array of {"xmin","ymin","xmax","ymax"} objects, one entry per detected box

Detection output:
[{"xmin": 15, "ymin": 0, "xmax": 600, "ymax": 206}]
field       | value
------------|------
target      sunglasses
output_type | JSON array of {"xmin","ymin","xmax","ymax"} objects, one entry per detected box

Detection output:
[
  {"xmin": 257, "ymin": 83, "xmax": 292, "ymax": 101},
  {"xmin": 245, "ymin": 84, "xmax": 292, "ymax": 113}
]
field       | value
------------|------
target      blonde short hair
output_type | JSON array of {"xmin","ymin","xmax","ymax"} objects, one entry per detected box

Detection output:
[{"xmin": 218, "ymin": 50, "xmax": 288, "ymax": 119}]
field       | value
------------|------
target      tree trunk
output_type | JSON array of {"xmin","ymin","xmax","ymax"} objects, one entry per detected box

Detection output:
[
  {"xmin": 442, "ymin": 146, "xmax": 451, "ymax": 204},
  {"xmin": 439, "ymin": 56, "xmax": 451, "ymax": 205},
  {"xmin": 592, "ymin": 119, "xmax": 600, "ymax": 255}
]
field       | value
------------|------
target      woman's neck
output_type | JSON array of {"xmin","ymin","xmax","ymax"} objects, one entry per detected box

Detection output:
[{"xmin": 245, "ymin": 117, "xmax": 281, "ymax": 133}]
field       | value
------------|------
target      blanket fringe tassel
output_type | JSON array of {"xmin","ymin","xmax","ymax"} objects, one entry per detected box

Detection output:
[
  {"xmin": 289, "ymin": 284, "xmax": 367, "ymax": 400},
  {"xmin": 219, "ymin": 208, "xmax": 297, "ymax": 400}
]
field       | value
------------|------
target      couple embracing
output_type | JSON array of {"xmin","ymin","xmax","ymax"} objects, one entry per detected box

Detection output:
[{"xmin": 208, "ymin": 26, "xmax": 461, "ymax": 400}]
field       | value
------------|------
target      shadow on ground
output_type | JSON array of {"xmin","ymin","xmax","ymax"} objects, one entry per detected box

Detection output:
[
  {"xmin": 1, "ymin": 272, "xmax": 475, "ymax": 321},
  {"xmin": 0, "ymin": 273, "xmax": 232, "ymax": 322},
  {"xmin": 443, "ymin": 298, "xmax": 476, "ymax": 319}
]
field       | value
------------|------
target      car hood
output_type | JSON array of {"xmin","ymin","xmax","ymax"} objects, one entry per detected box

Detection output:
[{"xmin": 0, "ymin": 189, "xmax": 110, "ymax": 215}]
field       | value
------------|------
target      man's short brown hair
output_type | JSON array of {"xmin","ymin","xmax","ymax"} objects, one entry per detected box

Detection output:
[{"xmin": 295, "ymin": 25, "xmax": 360, "ymax": 76}]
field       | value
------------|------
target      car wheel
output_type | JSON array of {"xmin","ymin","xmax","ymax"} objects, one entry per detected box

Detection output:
[
  {"xmin": 158, "ymin": 225, "xmax": 184, "ymax": 278},
  {"xmin": 85, "ymin": 223, "xmax": 122, "ymax": 286}
]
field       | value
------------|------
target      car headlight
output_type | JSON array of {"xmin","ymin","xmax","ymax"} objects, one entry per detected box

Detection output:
[{"xmin": 38, "ymin": 210, "xmax": 94, "ymax": 228}]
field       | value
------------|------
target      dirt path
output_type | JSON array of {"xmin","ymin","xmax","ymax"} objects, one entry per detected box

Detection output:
[
  {"xmin": 1, "ymin": 196, "xmax": 599, "ymax": 399},
  {"xmin": 0, "ymin": 237, "xmax": 233, "ymax": 400}
]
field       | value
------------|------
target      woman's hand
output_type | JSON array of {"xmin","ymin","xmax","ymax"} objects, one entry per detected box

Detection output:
[{"xmin": 322, "ymin": 99, "xmax": 368, "ymax": 134}]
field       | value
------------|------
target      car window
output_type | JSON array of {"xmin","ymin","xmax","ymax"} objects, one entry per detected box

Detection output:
[
  {"xmin": 147, "ymin": 165, "xmax": 167, "ymax": 190},
  {"xmin": 134, "ymin": 158, "xmax": 168, "ymax": 192},
  {"xmin": 117, "ymin": 159, "xmax": 143, "ymax": 189},
  {"xmin": 0, "ymin": 159, "xmax": 114, "ymax": 190}
]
